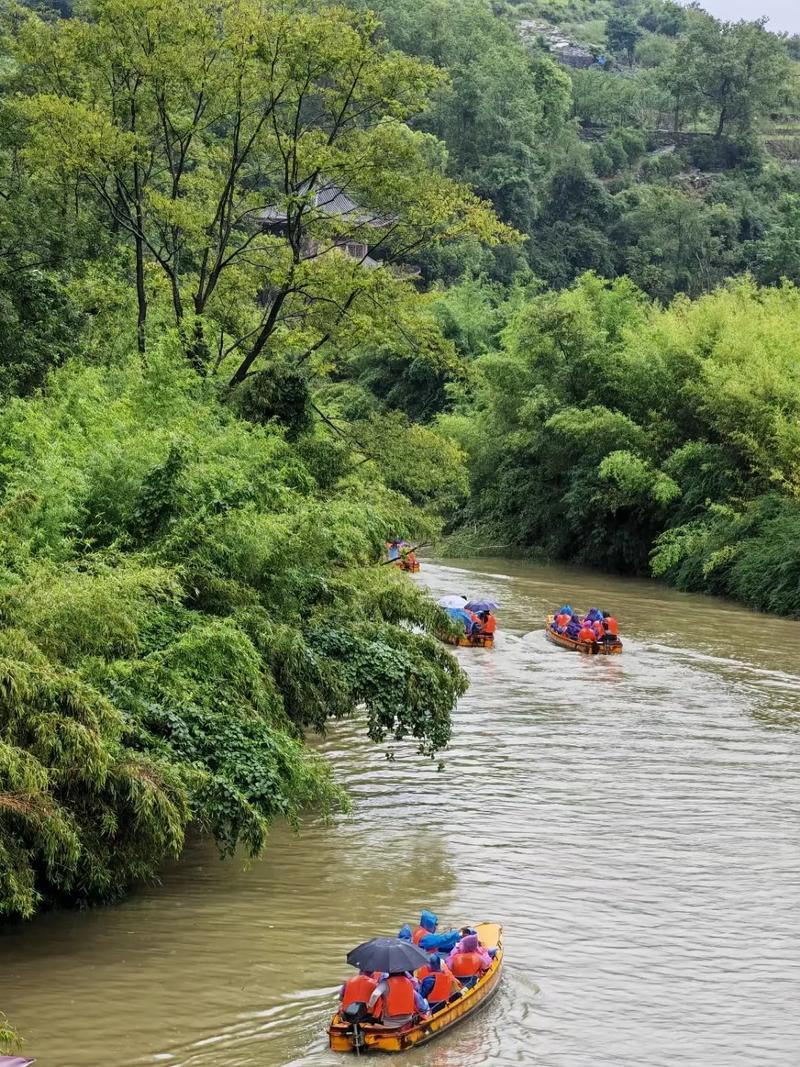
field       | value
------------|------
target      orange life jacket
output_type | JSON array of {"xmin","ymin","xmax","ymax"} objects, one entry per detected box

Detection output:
[
  {"xmin": 592, "ymin": 620, "xmax": 604, "ymax": 639},
  {"xmin": 482, "ymin": 615, "xmax": 497, "ymax": 635},
  {"xmin": 604, "ymin": 616, "xmax": 619, "ymax": 636},
  {"xmin": 341, "ymin": 974, "xmax": 377, "ymax": 1009},
  {"xmin": 383, "ymin": 975, "xmax": 415, "ymax": 1016},
  {"xmin": 449, "ymin": 951, "xmax": 483, "ymax": 979},
  {"xmin": 418, "ymin": 965, "xmax": 454, "ymax": 1003},
  {"xmin": 578, "ymin": 626, "xmax": 596, "ymax": 643},
  {"xmin": 411, "ymin": 925, "xmax": 427, "ymax": 945}
]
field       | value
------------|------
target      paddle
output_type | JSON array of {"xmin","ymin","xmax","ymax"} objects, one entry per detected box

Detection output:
[{"xmin": 378, "ymin": 542, "xmax": 431, "ymax": 565}]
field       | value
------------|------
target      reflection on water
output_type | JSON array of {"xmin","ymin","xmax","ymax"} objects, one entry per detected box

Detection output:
[{"xmin": 2, "ymin": 559, "xmax": 799, "ymax": 1066}]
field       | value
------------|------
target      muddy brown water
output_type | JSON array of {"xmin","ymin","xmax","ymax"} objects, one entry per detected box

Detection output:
[{"xmin": 2, "ymin": 559, "xmax": 799, "ymax": 1067}]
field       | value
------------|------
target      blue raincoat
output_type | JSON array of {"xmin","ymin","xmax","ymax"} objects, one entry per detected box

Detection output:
[
  {"xmin": 445, "ymin": 607, "xmax": 474, "ymax": 634},
  {"xmin": 417, "ymin": 910, "xmax": 460, "ymax": 953}
]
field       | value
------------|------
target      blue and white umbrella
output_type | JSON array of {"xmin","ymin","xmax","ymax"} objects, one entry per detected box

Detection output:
[{"xmin": 437, "ymin": 594, "xmax": 467, "ymax": 609}]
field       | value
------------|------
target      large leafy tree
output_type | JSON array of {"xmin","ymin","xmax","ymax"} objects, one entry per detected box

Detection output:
[
  {"xmin": 607, "ymin": 12, "xmax": 642, "ymax": 67},
  {"xmin": 14, "ymin": 0, "xmax": 511, "ymax": 373},
  {"xmin": 661, "ymin": 14, "xmax": 791, "ymax": 139}
]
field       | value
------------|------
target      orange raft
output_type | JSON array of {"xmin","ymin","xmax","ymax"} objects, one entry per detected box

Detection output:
[
  {"xmin": 329, "ymin": 922, "xmax": 503, "ymax": 1054},
  {"xmin": 394, "ymin": 558, "xmax": 420, "ymax": 573},
  {"xmin": 545, "ymin": 615, "xmax": 622, "ymax": 655},
  {"xmin": 438, "ymin": 631, "xmax": 494, "ymax": 649}
]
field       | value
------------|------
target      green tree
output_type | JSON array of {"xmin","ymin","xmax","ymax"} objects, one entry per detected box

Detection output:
[
  {"xmin": 15, "ymin": 0, "xmax": 511, "ymax": 372},
  {"xmin": 358, "ymin": 0, "xmax": 571, "ymax": 236},
  {"xmin": 607, "ymin": 11, "xmax": 642, "ymax": 67},
  {"xmin": 752, "ymin": 194, "xmax": 800, "ymax": 285},
  {"xmin": 662, "ymin": 14, "xmax": 791, "ymax": 138}
]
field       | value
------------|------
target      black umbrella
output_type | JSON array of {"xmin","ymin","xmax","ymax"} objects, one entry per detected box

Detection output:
[{"xmin": 346, "ymin": 937, "xmax": 429, "ymax": 974}]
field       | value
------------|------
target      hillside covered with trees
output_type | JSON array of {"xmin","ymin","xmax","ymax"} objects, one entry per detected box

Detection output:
[
  {"xmin": 1, "ymin": 0, "xmax": 800, "ymax": 942},
  {"xmin": 353, "ymin": 0, "xmax": 800, "ymax": 611}
]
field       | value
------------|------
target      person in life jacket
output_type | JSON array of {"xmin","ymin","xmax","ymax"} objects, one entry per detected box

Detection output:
[
  {"xmin": 577, "ymin": 622, "xmax": 597, "ymax": 645},
  {"xmin": 583, "ymin": 607, "xmax": 603, "ymax": 624},
  {"xmin": 417, "ymin": 953, "xmax": 460, "ymax": 1012},
  {"xmin": 411, "ymin": 910, "xmax": 460, "ymax": 953},
  {"xmin": 602, "ymin": 612, "xmax": 619, "ymax": 642},
  {"xmin": 592, "ymin": 618, "xmax": 605, "ymax": 641},
  {"xmin": 367, "ymin": 972, "xmax": 430, "ymax": 1028},
  {"xmin": 565, "ymin": 614, "xmax": 581, "ymax": 639},
  {"xmin": 386, "ymin": 539, "xmax": 401, "ymax": 562},
  {"xmin": 451, "ymin": 929, "xmax": 494, "ymax": 966},
  {"xmin": 478, "ymin": 611, "xmax": 497, "ymax": 636},
  {"xmin": 340, "ymin": 970, "xmax": 380, "ymax": 1017},
  {"xmin": 446, "ymin": 934, "xmax": 491, "ymax": 988}
]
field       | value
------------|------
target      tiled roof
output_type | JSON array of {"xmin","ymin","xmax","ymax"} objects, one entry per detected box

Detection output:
[{"xmin": 257, "ymin": 180, "xmax": 385, "ymax": 226}]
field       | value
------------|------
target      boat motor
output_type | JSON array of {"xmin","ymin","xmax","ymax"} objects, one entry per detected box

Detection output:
[{"xmin": 341, "ymin": 1002, "xmax": 368, "ymax": 1055}]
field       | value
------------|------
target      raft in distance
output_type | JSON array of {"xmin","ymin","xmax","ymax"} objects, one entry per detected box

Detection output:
[
  {"xmin": 329, "ymin": 922, "xmax": 503, "ymax": 1054},
  {"xmin": 438, "ymin": 631, "xmax": 494, "ymax": 649},
  {"xmin": 545, "ymin": 615, "xmax": 622, "ymax": 655},
  {"xmin": 394, "ymin": 559, "xmax": 420, "ymax": 573}
]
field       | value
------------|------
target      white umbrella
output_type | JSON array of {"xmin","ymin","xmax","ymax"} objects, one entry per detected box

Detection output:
[{"xmin": 437, "ymin": 595, "xmax": 468, "ymax": 609}]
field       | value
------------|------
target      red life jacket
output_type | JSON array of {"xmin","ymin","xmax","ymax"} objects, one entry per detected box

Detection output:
[
  {"xmin": 418, "ymin": 966, "xmax": 453, "ymax": 1003},
  {"xmin": 384, "ymin": 975, "xmax": 415, "ymax": 1016},
  {"xmin": 482, "ymin": 615, "xmax": 497, "ymax": 635},
  {"xmin": 578, "ymin": 626, "xmax": 596, "ymax": 643},
  {"xmin": 604, "ymin": 616, "xmax": 619, "ymax": 636},
  {"xmin": 555, "ymin": 613, "xmax": 569, "ymax": 627},
  {"xmin": 341, "ymin": 974, "xmax": 377, "ymax": 1009},
  {"xmin": 592, "ymin": 620, "xmax": 604, "ymax": 639},
  {"xmin": 411, "ymin": 925, "xmax": 427, "ymax": 945},
  {"xmin": 449, "ymin": 951, "xmax": 483, "ymax": 979}
]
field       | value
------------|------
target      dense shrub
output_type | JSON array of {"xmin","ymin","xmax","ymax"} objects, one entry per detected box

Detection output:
[
  {"xmin": 450, "ymin": 274, "xmax": 800, "ymax": 615},
  {"xmin": 0, "ymin": 350, "xmax": 467, "ymax": 919}
]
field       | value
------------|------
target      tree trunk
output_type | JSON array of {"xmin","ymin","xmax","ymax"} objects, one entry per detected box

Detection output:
[
  {"xmin": 135, "ymin": 232, "xmax": 147, "ymax": 356},
  {"xmin": 131, "ymin": 93, "xmax": 147, "ymax": 356},
  {"xmin": 170, "ymin": 273, "xmax": 184, "ymax": 324},
  {"xmin": 715, "ymin": 107, "xmax": 727, "ymax": 139},
  {"xmin": 228, "ymin": 285, "xmax": 291, "ymax": 387}
]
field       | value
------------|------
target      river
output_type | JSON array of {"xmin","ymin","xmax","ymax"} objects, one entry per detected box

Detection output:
[{"xmin": 2, "ymin": 559, "xmax": 799, "ymax": 1067}]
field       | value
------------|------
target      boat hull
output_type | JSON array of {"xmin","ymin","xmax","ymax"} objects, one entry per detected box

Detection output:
[
  {"xmin": 438, "ymin": 632, "xmax": 494, "ymax": 649},
  {"xmin": 329, "ymin": 923, "xmax": 503, "ymax": 1054},
  {"xmin": 393, "ymin": 560, "xmax": 420, "ymax": 573},
  {"xmin": 545, "ymin": 615, "xmax": 622, "ymax": 655}
]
